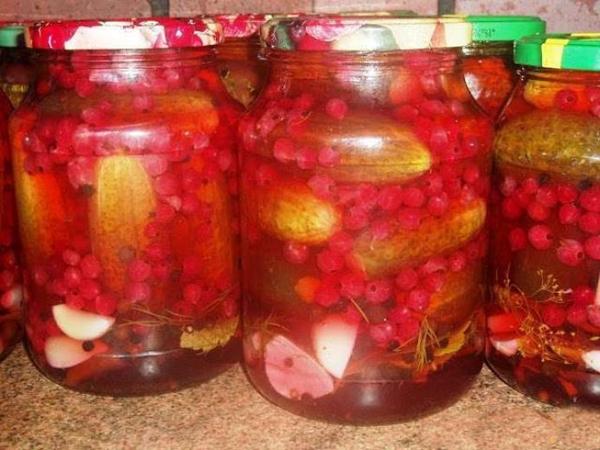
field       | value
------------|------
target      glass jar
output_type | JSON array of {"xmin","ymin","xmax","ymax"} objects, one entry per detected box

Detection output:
[
  {"xmin": 0, "ymin": 86, "xmax": 20, "ymax": 361},
  {"xmin": 240, "ymin": 16, "xmax": 493, "ymax": 423},
  {"xmin": 215, "ymin": 14, "xmax": 271, "ymax": 109},
  {"xmin": 460, "ymin": 16, "xmax": 545, "ymax": 120},
  {"xmin": 10, "ymin": 19, "xmax": 241, "ymax": 395},
  {"xmin": 0, "ymin": 24, "xmax": 33, "ymax": 107},
  {"xmin": 489, "ymin": 34, "xmax": 600, "ymax": 406}
]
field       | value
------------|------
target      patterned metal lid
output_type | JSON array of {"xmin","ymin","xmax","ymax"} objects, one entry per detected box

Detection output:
[
  {"xmin": 261, "ymin": 16, "xmax": 472, "ymax": 52},
  {"xmin": 26, "ymin": 18, "xmax": 223, "ymax": 50}
]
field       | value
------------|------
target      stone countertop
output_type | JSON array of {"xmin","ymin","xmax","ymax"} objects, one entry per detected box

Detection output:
[{"xmin": 1, "ymin": 346, "xmax": 598, "ymax": 450}]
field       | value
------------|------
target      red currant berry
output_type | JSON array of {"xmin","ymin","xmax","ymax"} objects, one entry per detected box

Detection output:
[
  {"xmin": 307, "ymin": 174, "xmax": 336, "ymax": 200},
  {"xmin": 62, "ymin": 249, "xmax": 81, "ymax": 267},
  {"xmin": 527, "ymin": 201, "xmax": 550, "ymax": 222},
  {"xmin": 587, "ymin": 304, "xmax": 600, "ymax": 328},
  {"xmin": 402, "ymin": 187, "xmax": 426, "ymax": 208},
  {"xmin": 422, "ymin": 272, "xmax": 446, "ymax": 293},
  {"xmin": 528, "ymin": 225, "xmax": 553, "ymax": 250},
  {"xmin": 365, "ymin": 279, "xmax": 393, "ymax": 304},
  {"xmin": 427, "ymin": 192, "xmax": 449, "ymax": 217},
  {"xmin": 296, "ymin": 146, "xmax": 317, "ymax": 170},
  {"xmin": 579, "ymin": 211, "xmax": 600, "ymax": 234},
  {"xmin": 558, "ymin": 203, "xmax": 581, "ymax": 225},
  {"xmin": 328, "ymin": 231, "xmax": 354, "ymax": 254},
  {"xmin": 556, "ymin": 239, "xmax": 585, "ymax": 267},
  {"xmin": 541, "ymin": 303, "xmax": 567, "ymax": 328},
  {"xmin": 395, "ymin": 267, "xmax": 419, "ymax": 291},
  {"xmin": 339, "ymin": 272, "xmax": 365, "ymax": 299},
  {"xmin": 554, "ymin": 89, "xmax": 578, "ymax": 110},
  {"xmin": 128, "ymin": 259, "xmax": 152, "ymax": 282},
  {"xmin": 584, "ymin": 235, "xmax": 600, "ymax": 260},
  {"xmin": 314, "ymin": 282, "xmax": 341, "ymax": 307},
  {"xmin": 377, "ymin": 186, "xmax": 403, "ymax": 212},
  {"xmin": 95, "ymin": 293, "xmax": 117, "ymax": 316},
  {"xmin": 283, "ymin": 241, "xmax": 309, "ymax": 265},
  {"xmin": 397, "ymin": 208, "xmax": 422, "ymax": 231},
  {"xmin": 567, "ymin": 304, "xmax": 588, "ymax": 326},
  {"xmin": 407, "ymin": 288, "xmax": 431, "ymax": 312},
  {"xmin": 272, "ymin": 138, "xmax": 296, "ymax": 163},
  {"xmin": 535, "ymin": 185, "xmax": 557, "ymax": 208},
  {"xmin": 448, "ymin": 251, "xmax": 467, "ymax": 272},
  {"xmin": 580, "ymin": 186, "xmax": 600, "ymax": 212},
  {"xmin": 325, "ymin": 98, "xmax": 348, "ymax": 120},
  {"xmin": 572, "ymin": 285, "xmax": 595, "ymax": 305},
  {"xmin": 462, "ymin": 163, "xmax": 480, "ymax": 184},
  {"xmin": 369, "ymin": 322, "xmax": 396, "ymax": 347},
  {"xmin": 422, "ymin": 173, "xmax": 443, "ymax": 196},
  {"xmin": 521, "ymin": 177, "xmax": 539, "ymax": 195},
  {"xmin": 501, "ymin": 197, "xmax": 523, "ymax": 220},
  {"xmin": 499, "ymin": 176, "xmax": 517, "ymax": 197},
  {"xmin": 317, "ymin": 146, "xmax": 340, "ymax": 167},
  {"xmin": 556, "ymin": 184, "xmax": 578, "ymax": 204},
  {"xmin": 316, "ymin": 249, "xmax": 345, "ymax": 273}
]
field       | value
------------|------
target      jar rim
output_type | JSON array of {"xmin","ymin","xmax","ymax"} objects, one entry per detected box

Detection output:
[
  {"xmin": 261, "ymin": 16, "xmax": 472, "ymax": 52},
  {"xmin": 25, "ymin": 18, "xmax": 223, "ymax": 51}
]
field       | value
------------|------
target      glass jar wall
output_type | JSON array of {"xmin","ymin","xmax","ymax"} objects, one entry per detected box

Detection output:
[
  {"xmin": 0, "ymin": 24, "xmax": 33, "ymax": 107},
  {"xmin": 240, "ymin": 16, "xmax": 493, "ymax": 423},
  {"xmin": 10, "ymin": 19, "xmax": 242, "ymax": 395},
  {"xmin": 460, "ymin": 16, "xmax": 545, "ymax": 120},
  {"xmin": 0, "ymin": 85, "xmax": 20, "ymax": 361},
  {"xmin": 489, "ymin": 34, "xmax": 600, "ymax": 406}
]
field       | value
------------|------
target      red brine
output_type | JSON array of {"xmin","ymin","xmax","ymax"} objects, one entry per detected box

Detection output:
[
  {"xmin": 10, "ymin": 19, "xmax": 241, "ymax": 395},
  {"xmin": 240, "ymin": 17, "xmax": 492, "ymax": 423}
]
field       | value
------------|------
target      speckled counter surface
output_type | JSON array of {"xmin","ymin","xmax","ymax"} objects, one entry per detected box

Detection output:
[{"xmin": 1, "ymin": 346, "xmax": 599, "ymax": 450}]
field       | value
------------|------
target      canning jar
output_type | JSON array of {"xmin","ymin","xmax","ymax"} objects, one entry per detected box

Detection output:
[
  {"xmin": 240, "ymin": 16, "xmax": 493, "ymax": 423},
  {"xmin": 489, "ymin": 34, "xmax": 600, "ymax": 406},
  {"xmin": 10, "ymin": 19, "xmax": 241, "ymax": 395},
  {"xmin": 460, "ymin": 16, "xmax": 545, "ymax": 120},
  {"xmin": 0, "ymin": 85, "xmax": 20, "ymax": 361},
  {"xmin": 215, "ymin": 14, "xmax": 271, "ymax": 109},
  {"xmin": 0, "ymin": 24, "xmax": 33, "ymax": 107}
]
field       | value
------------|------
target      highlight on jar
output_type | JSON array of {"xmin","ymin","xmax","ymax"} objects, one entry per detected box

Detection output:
[
  {"xmin": 0, "ymin": 76, "xmax": 21, "ymax": 362},
  {"xmin": 457, "ymin": 15, "xmax": 546, "ymax": 120},
  {"xmin": 9, "ymin": 18, "xmax": 242, "ymax": 395},
  {"xmin": 489, "ymin": 33, "xmax": 600, "ymax": 406},
  {"xmin": 240, "ymin": 16, "xmax": 494, "ymax": 423},
  {"xmin": 214, "ymin": 14, "xmax": 272, "ymax": 109},
  {"xmin": 0, "ymin": 23, "xmax": 33, "ymax": 107}
]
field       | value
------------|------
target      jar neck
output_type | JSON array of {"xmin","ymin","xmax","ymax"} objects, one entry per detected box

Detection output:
[
  {"xmin": 462, "ymin": 41, "xmax": 513, "ymax": 58},
  {"xmin": 523, "ymin": 66, "xmax": 600, "ymax": 85},
  {"xmin": 218, "ymin": 37, "xmax": 260, "ymax": 62},
  {"xmin": 34, "ymin": 47, "xmax": 217, "ymax": 88},
  {"xmin": 266, "ymin": 47, "xmax": 462, "ymax": 79}
]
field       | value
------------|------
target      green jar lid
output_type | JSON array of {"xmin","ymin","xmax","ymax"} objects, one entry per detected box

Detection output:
[
  {"xmin": 0, "ymin": 24, "xmax": 25, "ymax": 48},
  {"xmin": 515, "ymin": 33, "xmax": 600, "ymax": 71},
  {"xmin": 460, "ymin": 15, "xmax": 545, "ymax": 42}
]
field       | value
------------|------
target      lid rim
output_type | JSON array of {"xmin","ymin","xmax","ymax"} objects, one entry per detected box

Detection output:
[{"xmin": 515, "ymin": 33, "xmax": 600, "ymax": 71}]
